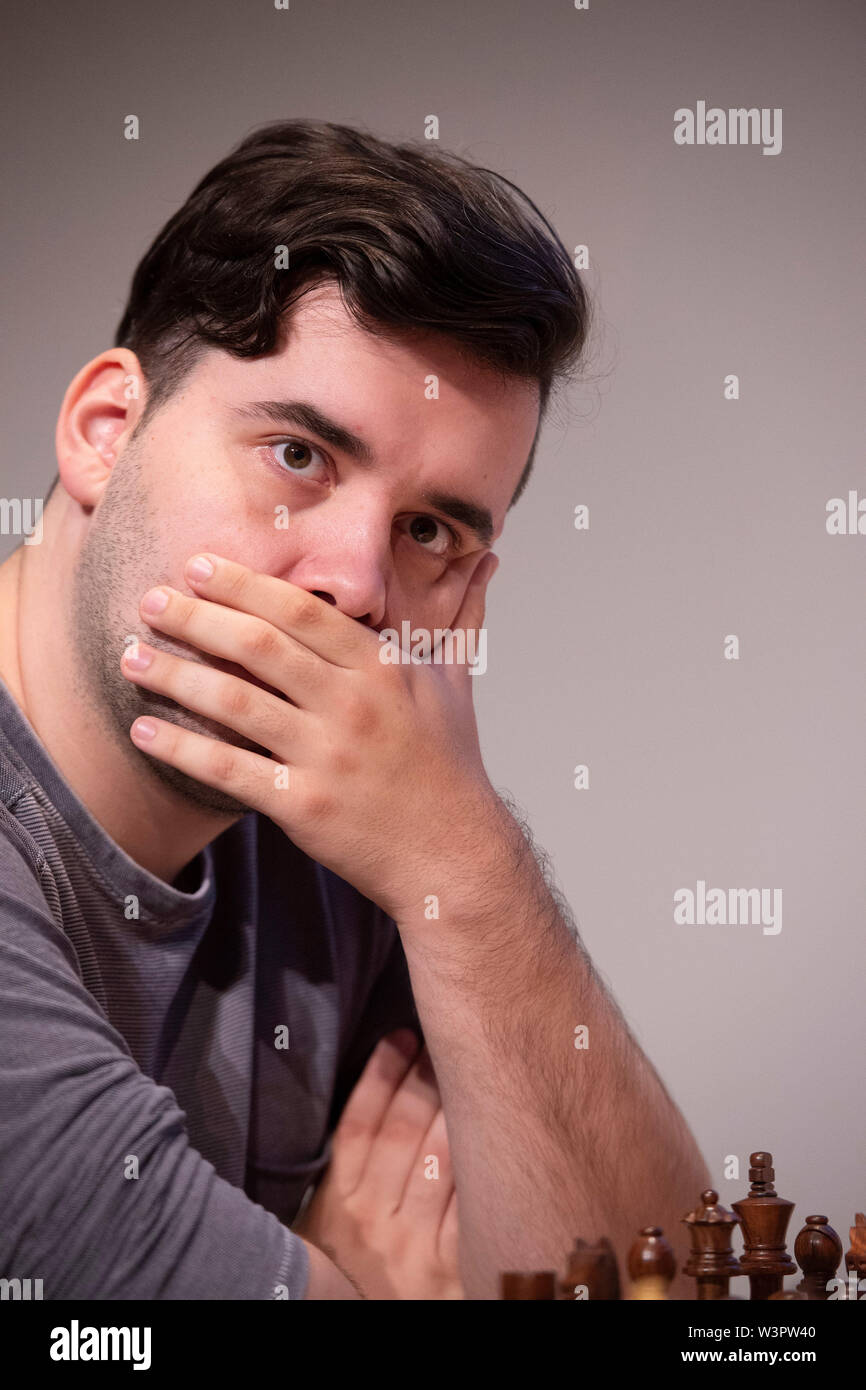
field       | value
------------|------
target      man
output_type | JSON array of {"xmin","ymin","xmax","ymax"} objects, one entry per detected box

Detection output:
[{"xmin": 0, "ymin": 119, "xmax": 710, "ymax": 1300}]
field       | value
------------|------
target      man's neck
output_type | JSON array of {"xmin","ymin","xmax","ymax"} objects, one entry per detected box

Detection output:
[{"xmin": 0, "ymin": 542, "xmax": 237, "ymax": 886}]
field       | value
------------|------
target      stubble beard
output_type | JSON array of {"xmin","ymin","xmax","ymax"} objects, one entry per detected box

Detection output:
[{"xmin": 71, "ymin": 449, "xmax": 270, "ymax": 818}]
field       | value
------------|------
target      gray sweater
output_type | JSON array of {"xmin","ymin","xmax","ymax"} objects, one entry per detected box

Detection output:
[{"xmin": 0, "ymin": 678, "xmax": 418, "ymax": 1299}]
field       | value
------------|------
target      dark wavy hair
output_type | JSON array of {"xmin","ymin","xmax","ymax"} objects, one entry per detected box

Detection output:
[{"xmin": 114, "ymin": 119, "xmax": 591, "ymax": 506}]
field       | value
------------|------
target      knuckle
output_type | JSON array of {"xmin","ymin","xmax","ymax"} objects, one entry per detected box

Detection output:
[
  {"xmin": 223, "ymin": 563, "xmax": 250, "ymax": 601},
  {"xmin": 206, "ymin": 743, "xmax": 239, "ymax": 783},
  {"xmin": 288, "ymin": 593, "xmax": 324, "ymax": 628},
  {"xmin": 242, "ymin": 621, "xmax": 281, "ymax": 664},
  {"xmin": 223, "ymin": 679, "xmax": 253, "ymax": 721},
  {"xmin": 159, "ymin": 722, "xmax": 180, "ymax": 758},
  {"xmin": 299, "ymin": 787, "xmax": 336, "ymax": 823},
  {"xmin": 169, "ymin": 594, "xmax": 194, "ymax": 631},
  {"xmin": 379, "ymin": 1114, "xmax": 424, "ymax": 1153},
  {"xmin": 334, "ymin": 1112, "xmax": 369, "ymax": 1148}
]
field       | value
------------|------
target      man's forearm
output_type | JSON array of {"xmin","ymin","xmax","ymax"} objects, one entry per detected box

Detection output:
[{"xmin": 395, "ymin": 800, "xmax": 711, "ymax": 1300}]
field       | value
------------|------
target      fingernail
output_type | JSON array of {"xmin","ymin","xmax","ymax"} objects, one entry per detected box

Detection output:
[
  {"xmin": 131, "ymin": 718, "xmax": 157, "ymax": 743},
  {"xmin": 123, "ymin": 645, "xmax": 153, "ymax": 671},
  {"xmin": 141, "ymin": 588, "xmax": 169, "ymax": 615},
  {"xmin": 186, "ymin": 555, "xmax": 214, "ymax": 582}
]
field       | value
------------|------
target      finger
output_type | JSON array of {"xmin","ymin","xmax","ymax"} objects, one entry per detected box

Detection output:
[
  {"xmin": 353, "ymin": 1046, "xmax": 441, "ymax": 1207},
  {"xmin": 327, "ymin": 1030, "xmax": 421, "ymax": 1195},
  {"xmin": 138, "ymin": 584, "xmax": 327, "ymax": 707},
  {"xmin": 397, "ymin": 1104, "xmax": 455, "ymax": 1226},
  {"xmin": 121, "ymin": 640, "xmax": 303, "ymax": 755},
  {"xmin": 437, "ymin": 551, "xmax": 497, "ymax": 679},
  {"xmin": 454, "ymin": 551, "xmax": 497, "ymax": 632},
  {"xmin": 128, "ymin": 712, "xmax": 284, "ymax": 810},
  {"xmin": 184, "ymin": 553, "xmax": 377, "ymax": 667}
]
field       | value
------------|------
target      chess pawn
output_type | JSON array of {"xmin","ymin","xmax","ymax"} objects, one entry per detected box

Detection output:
[
  {"xmin": 794, "ymin": 1215, "xmax": 843, "ymax": 1300},
  {"xmin": 560, "ymin": 1236, "xmax": 622, "ymax": 1301},
  {"xmin": 682, "ymin": 1188, "xmax": 742, "ymax": 1300},
  {"xmin": 501, "ymin": 1270, "xmax": 557, "ymax": 1299},
  {"xmin": 627, "ymin": 1226, "xmax": 676, "ymax": 1300},
  {"xmin": 731, "ymin": 1152, "xmax": 796, "ymax": 1300}
]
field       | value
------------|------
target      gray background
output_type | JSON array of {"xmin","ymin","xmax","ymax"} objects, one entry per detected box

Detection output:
[{"xmin": 3, "ymin": 0, "xmax": 864, "ymax": 1262}]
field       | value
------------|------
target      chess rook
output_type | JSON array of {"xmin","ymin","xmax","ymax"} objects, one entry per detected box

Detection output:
[{"xmin": 559, "ymin": 1237, "xmax": 622, "ymax": 1301}]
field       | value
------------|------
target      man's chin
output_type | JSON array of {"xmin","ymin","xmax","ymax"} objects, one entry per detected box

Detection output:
[
  {"xmin": 140, "ymin": 759, "xmax": 255, "ymax": 818},
  {"xmin": 126, "ymin": 690, "xmax": 271, "ymax": 818}
]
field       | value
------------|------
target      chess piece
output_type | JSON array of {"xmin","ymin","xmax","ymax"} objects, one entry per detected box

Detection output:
[
  {"xmin": 627, "ymin": 1226, "xmax": 676, "ymax": 1300},
  {"xmin": 731, "ymin": 1152, "xmax": 796, "ymax": 1300},
  {"xmin": 682, "ymin": 1188, "xmax": 743, "ymax": 1300},
  {"xmin": 501, "ymin": 1270, "xmax": 557, "ymax": 1299},
  {"xmin": 768, "ymin": 1289, "xmax": 808, "ymax": 1300},
  {"xmin": 794, "ymin": 1215, "xmax": 843, "ymax": 1300},
  {"xmin": 560, "ymin": 1236, "xmax": 622, "ymax": 1300},
  {"xmin": 630, "ymin": 1276, "xmax": 670, "ymax": 1300},
  {"xmin": 840, "ymin": 1213, "xmax": 866, "ymax": 1300},
  {"xmin": 845, "ymin": 1213, "xmax": 866, "ymax": 1281}
]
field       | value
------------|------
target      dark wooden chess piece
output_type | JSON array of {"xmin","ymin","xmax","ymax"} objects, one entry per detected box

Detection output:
[
  {"xmin": 731, "ymin": 1152, "xmax": 796, "ymax": 1300},
  {"xmin": 501, "ymin": 1270, "xmax": 557, "ymax": 1299},
  {"xmin": 627, "ymin": 1226, "xmax": 676, "ymax": 1299},
  {"xmin": 768, "ymin": 1289, "xmax": 808, "ymax": 1300},
  {"xmin": 845, "ymin": 1212, "xmax": 866, "ymax": 1289},
  {"xmin": 682, "ymin": 1188, "xmax": 743, "ymax": 1300},
  {"xmin": 559, "ymin": 1236, "xmax": 622, "ymax": 1300},
  {"xmin": 794, "ymin": 1215, "xmax": 843, "ymax": 1300},
  {"xmin": 839, "ymin": 1212, "xmax": 866, "ymax": 1300}
]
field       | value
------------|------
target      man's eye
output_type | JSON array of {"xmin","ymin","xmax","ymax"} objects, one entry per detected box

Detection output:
[
  {"xmin": 270, "ymin": 439, "xmax": 329, "ymax": 479},
  {"xmin": 403, "ymin": 514, "xmax": 456, "ymax": 556}
]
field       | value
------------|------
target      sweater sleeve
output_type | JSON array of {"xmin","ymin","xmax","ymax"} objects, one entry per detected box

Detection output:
[{"xmin": 0, "ymin": 823, "xmax": 309, "ymax": 1301}]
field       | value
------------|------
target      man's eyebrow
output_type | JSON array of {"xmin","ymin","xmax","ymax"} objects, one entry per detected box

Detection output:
[
  {"xmin": 228, "ymin": 399, "xmax": 375, "ymax": 465},
  {"xmin": 419, "ymin": 490, "xmax": 494, "ymax": 548},
  {"xmin": 228, "ymin": 398, "xmax": 494, "ymax": 546}
]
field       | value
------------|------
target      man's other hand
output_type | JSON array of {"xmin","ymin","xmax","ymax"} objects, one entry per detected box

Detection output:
[{"xmin": 294, "ymin": 1030, "xmax": 462, "ymax": 1299}]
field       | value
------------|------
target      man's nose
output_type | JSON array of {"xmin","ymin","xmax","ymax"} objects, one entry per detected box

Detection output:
[
  {"xmin": 306, "ymin": 586, "xmax": 378, "ymax": 627},
  {"xmin": 286, "ymin": 522, "xmax": 389, "ymax": 627}
]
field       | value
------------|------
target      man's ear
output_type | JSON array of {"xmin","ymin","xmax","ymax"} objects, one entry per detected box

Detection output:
[{"xmin": 54, "ymin": 349, "xmax": 148, "ymax": 507}]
